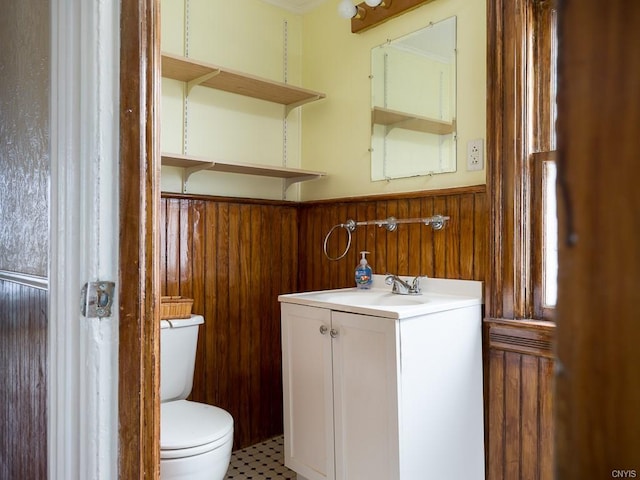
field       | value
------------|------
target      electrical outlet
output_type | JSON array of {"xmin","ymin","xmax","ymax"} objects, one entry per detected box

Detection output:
[{"xmin": 467, "ymin": 139, "xmax": 484, "ymax": 171}]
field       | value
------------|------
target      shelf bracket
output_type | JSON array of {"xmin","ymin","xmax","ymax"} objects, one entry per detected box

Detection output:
[
  {"xmin": 284, "ymin": 95, "xmax": 323, "ymax": 117},
  {"xmin": 284, "ymin": 174, "xmax": 323, "ymax": 191},
  {"xmin": 186, "ymin": 70, "xmax": 221, "ymax": 96},
  {"xmin": 182, "ymin": 162, "xmax": 215, "ymax": 193}
]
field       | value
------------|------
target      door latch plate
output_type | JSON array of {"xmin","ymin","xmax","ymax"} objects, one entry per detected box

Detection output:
[{"xmin": 81, "ymin": 281, "xmax": 115, "ymax": 318}]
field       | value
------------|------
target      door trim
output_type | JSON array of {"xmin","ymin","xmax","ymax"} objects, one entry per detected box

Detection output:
[{"xmin": 118, "ymin": 0, "xmax": 162, "ymax": 477}]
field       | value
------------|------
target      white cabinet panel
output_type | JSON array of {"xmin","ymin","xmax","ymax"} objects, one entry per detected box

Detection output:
[
  {"xmin": 331, "ymin": 311, "xmax": 399, "ymax": 480},
  {"xmin": 281, "ymin": 303, "xmax": 334, "ymax": 480}
]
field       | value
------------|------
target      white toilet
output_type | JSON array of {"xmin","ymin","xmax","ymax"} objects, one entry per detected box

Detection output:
[{"xmin": 160, "ymin": 315, "xmax": 234, "ymax": 479}]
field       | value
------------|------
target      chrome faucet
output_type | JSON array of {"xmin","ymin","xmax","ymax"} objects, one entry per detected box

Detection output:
[{"xmin": 385, "ymin": 274, "xmax": 424, "ymax": 295}]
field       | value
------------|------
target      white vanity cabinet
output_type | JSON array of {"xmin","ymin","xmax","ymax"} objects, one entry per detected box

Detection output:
[
  {"xmin": 280, "ymin": 284, "xmax": 485, "ymax": 480},
  {"xmin": 281, "ymin": 303, "xmax": 400, "ymax": 480}
]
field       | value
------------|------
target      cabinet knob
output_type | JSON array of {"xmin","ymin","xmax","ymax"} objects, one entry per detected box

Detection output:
[
  {"xmin": 319, "ymin": 325, "xmax": 329, "ymax": 335},
  {"xmin": 330, "ymin": 328, "xmax": 339, "ymax": 338}
]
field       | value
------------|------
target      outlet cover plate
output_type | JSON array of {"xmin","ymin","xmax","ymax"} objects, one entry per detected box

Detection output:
[{"xmin": 467, "ymin": 138, "xmax": 484, "ymax": 171}]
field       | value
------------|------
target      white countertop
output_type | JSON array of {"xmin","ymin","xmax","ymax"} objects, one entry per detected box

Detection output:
[{"xmin": 279, "ymin": 276, "xmax": 483, "ymax": 320}]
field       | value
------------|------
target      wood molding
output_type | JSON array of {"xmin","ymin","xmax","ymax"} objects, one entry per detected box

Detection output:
[
  {"xmin": 118, "ymin": 0, "xmax": 161, "ymax": 477},
  {"xmin": 351, "ymin": 0, "xmax": 436, "ymax": 34},
  {"xmin": 486, "ymin": 318, "xmax": 555, "ymax": 358},
  {"xmin": 162, "ymin": 185, "xmax": 487, "ymax": 207},
  {"xmin": 299, "ymin": 185, "xmax": 486, "ymax": 207},
  {"xmin": 486, "ymin": 0, "xmax": 532, "ymax": 320}
]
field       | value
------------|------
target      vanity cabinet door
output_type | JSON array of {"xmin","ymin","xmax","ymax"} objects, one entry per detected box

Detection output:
[
  {"xmin": 331, "ymin": 311, "xmax": 400, "ymax": 480},
  {"xmin": 281, "ymin": 303, "xmax": 335, "ymax": 480}
]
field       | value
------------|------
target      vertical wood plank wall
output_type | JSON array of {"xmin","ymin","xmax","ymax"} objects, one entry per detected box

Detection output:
[
  {"xmin": 486, "ymin": 321, "xmax": 555, "ymax": 480},
  {"xmin": 298, "ymin": 186, "xmax": 488, "ymax": 290},
  {"xmin": 0, "ymin": 280, "xmax": 48, "ymax": 479},
  {"xmin": 161, "ymin": 195, "xmax": 299, "ymax": 449},
  {"xmin": 160, "ymin": 186, "xmax": 487, "ymax": 450}
]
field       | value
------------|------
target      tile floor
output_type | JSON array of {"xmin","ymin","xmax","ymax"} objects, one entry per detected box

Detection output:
[{"xmin": 225, "ymin": 435, "xmax": 297, "ymax": 479}]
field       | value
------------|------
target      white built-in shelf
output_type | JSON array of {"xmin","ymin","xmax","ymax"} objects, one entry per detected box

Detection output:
[
  {"xmin": 162, "ymin": 153, "xmax": 326, "ymax": 193},
  {"xmin": 162, "ymin": 52, "xmax": 326, "ymax": 115},
  {"xmin": 372, "ymin": 107, "xmax": 456, "ymax": 135}
]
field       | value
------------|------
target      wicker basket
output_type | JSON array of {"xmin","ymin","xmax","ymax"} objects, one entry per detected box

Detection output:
[{"xmin": 160, "ymin": 296, "xmax": 194, "ymax": 319}]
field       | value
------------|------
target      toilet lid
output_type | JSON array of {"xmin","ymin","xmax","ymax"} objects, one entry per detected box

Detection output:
[{"xmin": 161, "ymin": 400, "xmax": 233, "ymax": 450}]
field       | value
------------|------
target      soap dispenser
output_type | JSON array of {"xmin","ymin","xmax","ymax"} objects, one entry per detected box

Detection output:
[{"xmin": 355, "ymin": 251, "xmax": 373, "ymax": 289}]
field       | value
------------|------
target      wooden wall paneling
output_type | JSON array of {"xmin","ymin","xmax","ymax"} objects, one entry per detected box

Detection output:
[
  {"xmin": 298, "ymin": 207, "xmax": 309, "ymax": 291},
  {"xmin": 161, "ymin": 195, "xmax": 300, "ymax": 449},
  {"xmin": 202, "ymin": 201, "xmax": 219, "ymax": 406},
  {"xmin": 335, "ymin": 203, "xmax": 348, "ymax": 287},
  {"xmin": 215, "ymin": 203, "xmax": 230, "ymax": 409},
  {"xmin": 240, "ymin": 203, "xmax": 251, "ymax": 446},
  {"xmin": 266, "ymin": 206, "xmax": 282, "ymax": 436},
  {"xmin": 353, "ymin": 202, "xmax": 367, "ymax": 271},
  {"xmin": 433, "ymin": 196, "xmax": 447, "ymax": 278},
  {"xmin": 191, "ymin": 201, "xmax": 205, "ymax": 315},
  {"xmin": 486, "ymin": 321, "xmax": 555, "ymax": 480},
  {"xmin": 165, "ymin": 198, "xmax": 181, "ymax": 296},
  {"xmin": 375, "ymin": 200, "xmax": 388, "ymax": 275},
  {"xmin": 420, "ymin": 196, "xmax": 435, "ymax": 277},
  {"xmin": 297, "ymin": 187, "xmax": 487, "ymax": 291},
  {"xmin": 317, "ymin": 205, "xmax": 328, "ymax": 288},
  {"xmin": 179, "ymin": 200, "xmax": 192, "ymax": 298},
  {"xmin": 396, "ymin": 199, "xmax": 409, "ymax": 273},
  {"xmin": 160, "ymin": 198, "xmax": 167, "ymax": 295},
  {"xmin": 163, "ymin": 188, "xmax": 486, "ymax": 449},
  {"xmin": 249, "ymin": 205, "xmax": 263, "ymax": 442},
  {"xmin": 445, "ymin": 195, "xmax": 461, "ymax": 278},
  {"xmin": 474, "ymin": 192, "xmax": 488, "ymax": 282},
  {"xmin": 407, "ymin": 199, "xmax": 422, "ymax": 276},
  {"xmin": 0, "ymin": 281, "xmax": 48, "ymax": 480},
  {"xmin": 459, "ymin": 194, "xmax": 475, "ymax": 279},
  {"xmin": 504, "ymin": 351, "xmax": 522, "ymax": 480},
  {"xmin": 521, "ymin": 354, "xmax": 539, "ymax": 478},
  {"xmin": 488, "ymin": 349, "xmax": 505, "ymax": 480},
  {"xmin": 538, "ymin": 357, "xmax": 554, "ymax": 480},
  {"xmin": 226, "ymin": 203, "xmax": 241, "ymax": 445},
  {"xmin": 386, "ymin": 200, "xmax": 399, "ymax": 275}
]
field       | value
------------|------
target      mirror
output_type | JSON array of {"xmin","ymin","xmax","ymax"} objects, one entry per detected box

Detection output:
[{"xmin": 370, "ymin": 16, "xmax": 457, "ymax": 180}]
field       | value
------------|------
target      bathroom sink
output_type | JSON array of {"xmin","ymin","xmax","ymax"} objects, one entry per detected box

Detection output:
[
  {"xmin": 279, "ymin": 275, "xmax": 483, "ymax": 320},
  {"xmin": 316, "ymin": 291, "xmax": 426, "ymax": 307}
]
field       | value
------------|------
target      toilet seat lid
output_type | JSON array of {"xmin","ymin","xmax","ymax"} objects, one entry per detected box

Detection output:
[{"xmin": 161, "ymin": 400, "xmax": 233, "ymax": 450}]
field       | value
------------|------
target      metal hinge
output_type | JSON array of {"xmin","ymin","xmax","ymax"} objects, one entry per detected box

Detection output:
[{"xmin": 80, "ymin": 281, "xmax": 115, "ymax": 318}]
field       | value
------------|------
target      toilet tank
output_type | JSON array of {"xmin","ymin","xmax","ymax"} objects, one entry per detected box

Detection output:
[{"xmin": 160, "ymin": 315, "xmax": 204, "ymax": 402}]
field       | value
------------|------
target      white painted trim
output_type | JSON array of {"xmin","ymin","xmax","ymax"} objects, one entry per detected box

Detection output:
[
  {"xmin": 49, "ymin": 0, "xmax": 120, "ymax": 478},
  {"xmin": 0, "ymin": 270, "xmax": 48, "ymax": 290}
]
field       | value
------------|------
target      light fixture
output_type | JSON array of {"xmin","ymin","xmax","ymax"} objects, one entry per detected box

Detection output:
[
  {"xmin": 337, "ymin": 0, "xmax": 366, "ymax": 19},
  {"xmin": 345, "ymin": 0, "xmax": 428, "ymax": 34},
  {"xmin": 338, "ymin": 0, "xmax": 393, "ymax": 21},
  {"xmin": 364, "ymin": 0, "xmax": 392, "ymax": 7}
]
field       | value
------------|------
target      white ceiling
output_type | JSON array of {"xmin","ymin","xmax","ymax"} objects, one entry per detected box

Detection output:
[{"xmin": 259, "ymin": 0, "xmax": 329, "ymax": 14}]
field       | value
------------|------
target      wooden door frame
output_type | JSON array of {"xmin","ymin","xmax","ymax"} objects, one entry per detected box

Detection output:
[{"xmin": 118, "ymin": 0, "xmax": 162, "ymax": 477}]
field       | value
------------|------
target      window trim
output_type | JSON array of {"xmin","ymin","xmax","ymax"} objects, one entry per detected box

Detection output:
[{"xmin": 486, "ymin": 0, "xmax": 557, "ymax": 322}]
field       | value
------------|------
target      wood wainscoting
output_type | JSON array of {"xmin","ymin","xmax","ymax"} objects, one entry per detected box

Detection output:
[
  {"xmin": 485, "ymin": 319, "xmax": 555, "ymax": 480},
  {"xmin": 161, "ymin": 194, "xmax": 299, "ymax": 449},
  {"xmin": 161, "ymin": 186, "xmax": 487, "ymax": 450},
  {"xmin": 0, "ymin": 279, "xmax": 48, "ymax": 479},
  {"xmin": 298, "ymin": 185, "xmax": 488, "ymax": 291}
]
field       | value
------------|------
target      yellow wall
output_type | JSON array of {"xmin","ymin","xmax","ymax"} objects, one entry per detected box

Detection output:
[
  {"xmin": 160, "ymin": 0, "xmax": 305, "ymax": 200},
  {"xmin": 300, "ymin": 0, "xmax": 486, "ymax": 200},
  {"xmin": 160, "ymin": 0, "xmax": 486, "ymax": 201}
]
